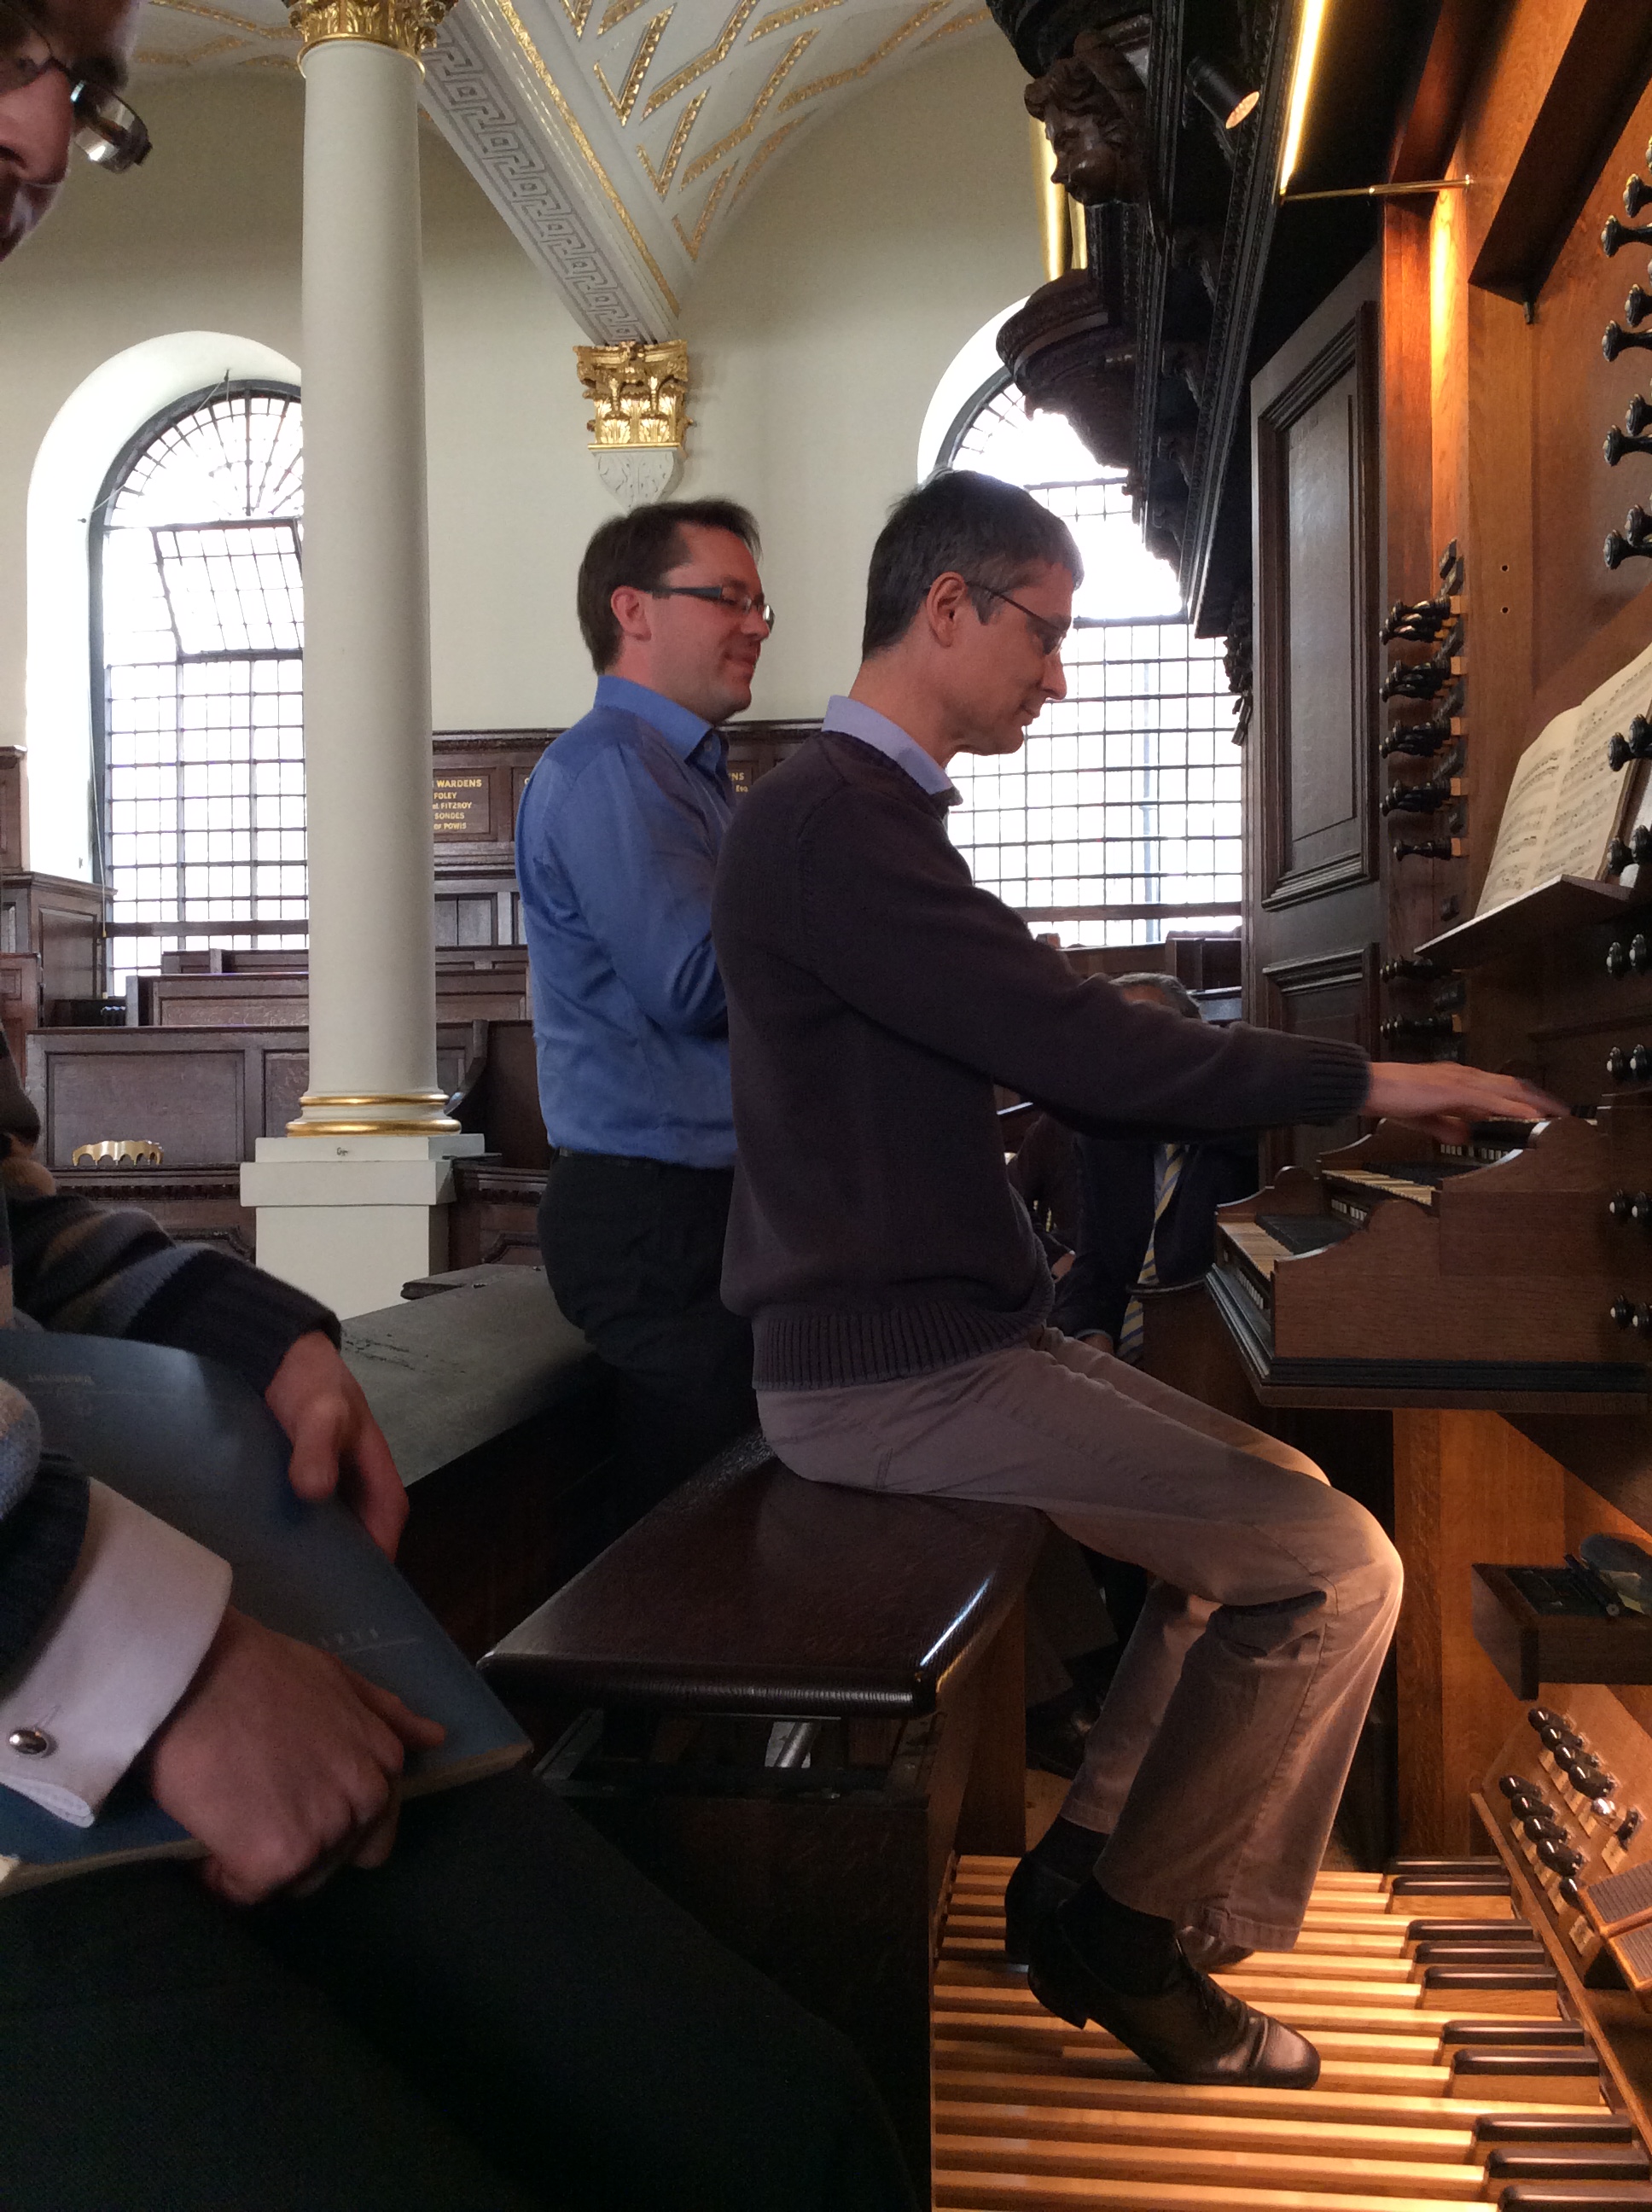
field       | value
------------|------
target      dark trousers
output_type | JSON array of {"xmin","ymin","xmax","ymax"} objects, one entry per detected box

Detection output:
[
  {"xmin": 538, "ymin": 1152, "xmax": 755, "ymax": 1518},
  {"xmin": 0, "ymin": 1770, "xmax": 915, "ymax": 2212}
]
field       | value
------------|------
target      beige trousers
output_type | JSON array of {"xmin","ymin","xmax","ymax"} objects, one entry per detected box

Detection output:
[{"xmin": 759, "ymin": 1327, "xmax": 1403, "ymax": 1953}]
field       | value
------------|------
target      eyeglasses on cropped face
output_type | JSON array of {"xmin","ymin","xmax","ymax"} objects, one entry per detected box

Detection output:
[
  {"xmin": 963, "ymin": 579, "xmax": 1070, "ymax": 660},
  {"xmin": 0, "ymin": 0, "xmax": 150, "ymax": 172},
  {"xmin": 649, "ymin": 583, "xmax": 776, "ymax": 633}
]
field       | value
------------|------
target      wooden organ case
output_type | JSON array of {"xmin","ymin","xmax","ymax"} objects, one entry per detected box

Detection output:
[
  {"xmin": 969, "ymin": 0, "xmax": 1652, "ymax": 2187},
  {"xmin": 1195, "ymin": 0, "xmax": 1652, "ymax": 2171}
]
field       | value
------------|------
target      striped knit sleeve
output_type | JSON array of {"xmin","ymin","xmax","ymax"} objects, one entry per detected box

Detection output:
[{"xmin": 8, "ymin": 1191, "xmax": 339, "ymax": 1396}]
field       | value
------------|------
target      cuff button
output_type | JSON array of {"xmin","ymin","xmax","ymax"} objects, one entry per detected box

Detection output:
[{"xmin": 8, "ymin": 1727, "xmax": 55, "ymax": 1756}]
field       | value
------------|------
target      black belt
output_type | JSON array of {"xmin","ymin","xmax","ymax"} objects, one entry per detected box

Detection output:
[
  {"xmin": 554, "ymin": 1147, "xmax": 655, "ymax": 1168},
  {"xmin": 554, "ymin": 1148, "xmax": 731, "ymax": 1173}
]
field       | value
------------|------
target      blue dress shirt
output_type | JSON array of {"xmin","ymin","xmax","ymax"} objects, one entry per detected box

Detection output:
[
  {"xmin": 515, "ymin": 674, "xmax": 736, "ymax": 1168},
  {"xmin": 820, "ymin": 694, "xmax": 957, "ymax": 800}
]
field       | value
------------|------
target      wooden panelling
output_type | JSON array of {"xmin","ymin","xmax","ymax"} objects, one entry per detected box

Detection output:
[
  {"xmin": 0, "ymin": 747, "xmax": 24, "ymax": 875},
  {"xmin": 1393, "ymin": 1410, "xmax": 1565, "ymax": 1854},
  {"xmin": 0, "ymin": 875, "xmax": 108, "ymax": 1016},
  {"xmin": 1254, "ymin": 296, "xmax": 1382, "ymax": 908},
  {"xmin": 1259, "ymin": 943, "xmax": 1379, "ymax": 1166},
  {"xmin": 1469, "ymin": 0, "xmax": 1652, "ymax": 303},
  {"xmin": 145, "ymin": 953, "xmax": 529, "ymax": 1032},
  {"xmin": 1248, "ymin": 254, "xmax": 1384, "ymax": 1176},
  {"xmin": 51, "ymin": 1167, "xmax": 255, "ymax": 1261},
  {"xmin": 26, "ymin": 1023, "xmax": 483, "ymax": 1169},
  {"xmin": 430, "ymin": 731, "xmax": 550, "ymax": 874},
  {"xmin": 0, "ymin": 952, "xmax": 41, "ymax": 1080}
]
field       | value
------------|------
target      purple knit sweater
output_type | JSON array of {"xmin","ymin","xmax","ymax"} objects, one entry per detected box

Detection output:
[{"xmin": 713, "ymin": 730, "xmax": 1370, "ymax": 1391}]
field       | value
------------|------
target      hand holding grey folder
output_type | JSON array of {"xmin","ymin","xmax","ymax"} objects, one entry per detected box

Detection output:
[{"xmin": 0, "ymin": 1332, "xmax": 528, "ymax": 1892}]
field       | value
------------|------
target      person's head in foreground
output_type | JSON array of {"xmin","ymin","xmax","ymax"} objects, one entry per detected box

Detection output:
[{"xmin": 0, "ymin": 0, "xmax": 147, "ymax": 263}]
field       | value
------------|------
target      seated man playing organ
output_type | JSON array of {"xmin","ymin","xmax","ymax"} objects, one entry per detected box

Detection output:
[{"xmin": 712, "ymin": 469, "xmax": 1561, "ymax": 2091}]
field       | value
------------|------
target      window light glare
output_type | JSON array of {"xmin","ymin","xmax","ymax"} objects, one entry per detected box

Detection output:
[{"xmin": 1279, "ymin": 0, "xmax": 1330, "ymax": 195}]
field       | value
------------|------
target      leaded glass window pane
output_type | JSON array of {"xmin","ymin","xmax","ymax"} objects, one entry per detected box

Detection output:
[
  {"xmin": 96, "ymin": 386, "xmax": 306, "ymax": 985},
  {"xmin": 944, "ymin": 384, "xmax": 1241, "ymax": 948}
]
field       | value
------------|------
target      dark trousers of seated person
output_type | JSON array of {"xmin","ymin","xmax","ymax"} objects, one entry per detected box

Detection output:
[
  {"xmin": 539, "ymin": 1152, "xmax": 756, "ymax": 1521},
  {"xmin": 0, "ymin": 1768, "xmax": 914, "ymax": 2212}
]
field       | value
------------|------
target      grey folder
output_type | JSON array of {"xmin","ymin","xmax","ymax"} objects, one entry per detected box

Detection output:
[{"xmin": 0, "ymin": 1332, "xmax": 527, "ymax": 1891}]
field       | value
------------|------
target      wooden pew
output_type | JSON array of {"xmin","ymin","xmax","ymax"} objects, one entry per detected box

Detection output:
[
  {"xmin": 481, "ymin": 1442, "xmax": 1044, "ymax": 2198},
  {"xmin": 342, "ymin": 1265, "xmax": 619, "ymax": 1660}
]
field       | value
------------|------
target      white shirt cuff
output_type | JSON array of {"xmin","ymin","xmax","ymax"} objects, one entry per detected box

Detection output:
[{"xmin": 0, "ymin": 1481, "xmax": 231, "ymax": 1827}]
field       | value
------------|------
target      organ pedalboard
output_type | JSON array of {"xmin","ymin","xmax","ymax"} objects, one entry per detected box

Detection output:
[{"xmin": 934, "ymin": 1842, "xmax": 1652, "ymax": 2208}]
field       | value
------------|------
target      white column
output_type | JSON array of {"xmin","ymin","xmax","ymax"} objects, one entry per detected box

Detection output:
[{"xmin": 242, "ymin": 0, "xmax": 480, "ymax": 1318}]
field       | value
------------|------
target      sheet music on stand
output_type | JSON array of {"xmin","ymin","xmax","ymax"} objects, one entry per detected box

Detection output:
[{"xmin": 1475, "ymin": 633, "xmax": 1652, "ymax": 917}]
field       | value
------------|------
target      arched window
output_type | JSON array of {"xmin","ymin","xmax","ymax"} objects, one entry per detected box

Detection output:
[
  {"xmin": 92, "ymin": 382, "xmax": 305, "ymax": 986},
  {"xmin": 934, "ymin": 359, "xmax": 1240, "ymax": 946}
]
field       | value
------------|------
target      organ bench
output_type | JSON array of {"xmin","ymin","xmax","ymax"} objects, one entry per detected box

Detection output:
[{"xmin": 480, "ymin": 1434, "xmax": 1045, "ymax": 2201}]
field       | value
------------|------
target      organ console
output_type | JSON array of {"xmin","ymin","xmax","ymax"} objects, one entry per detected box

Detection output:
[{"xmin": 1208, "ymin": 1112, "xmax": 1652, "ymax": 1406}]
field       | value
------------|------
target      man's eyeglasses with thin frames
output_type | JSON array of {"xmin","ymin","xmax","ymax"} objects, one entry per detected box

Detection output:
[
  {"xmin": 963, "ymin": 579, "xmax": 1069, "ymax": 659},
  {"xmin": 649, "ymin": 584, "xmax": 776, "ymax": 633},
  {"xmin": 0, "ymin": 0, "xmax": 150, "ymax": 172}
]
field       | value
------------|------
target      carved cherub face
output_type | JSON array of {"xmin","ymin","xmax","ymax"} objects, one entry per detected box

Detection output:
[{"xmin": 1024, "ymin": 33, "xmax": 1143, "ymax": 207}]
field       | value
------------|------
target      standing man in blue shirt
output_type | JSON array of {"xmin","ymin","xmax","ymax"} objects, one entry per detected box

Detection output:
[{"xmin": 516, "ymin": 500, "xmax": 771, "ymax": 1516}]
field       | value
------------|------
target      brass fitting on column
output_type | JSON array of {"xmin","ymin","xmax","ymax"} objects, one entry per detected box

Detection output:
[{"xmin": 287, "ymin": 1091, "xmax": 461, "ymax": 1136}]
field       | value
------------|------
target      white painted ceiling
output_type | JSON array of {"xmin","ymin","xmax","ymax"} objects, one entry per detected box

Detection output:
[{"xmin": 135, "ymin": 0, "xmax": 997, "ymax": 336}]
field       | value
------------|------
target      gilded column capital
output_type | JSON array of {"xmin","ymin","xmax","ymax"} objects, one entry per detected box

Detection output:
[
  {"xmin": 289, "ymin": 0, "xmax": 454, "ymax": 63},
  {"xmin": 576, "ymin": 341, "xmax": 691, "ymax": 454},
  {"xmin": 576, "ymin": 341, "xmax": 691, "ymax": 511}
]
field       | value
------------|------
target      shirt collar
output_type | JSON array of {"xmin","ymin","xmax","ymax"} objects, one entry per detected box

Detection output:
[
  {"xmin": 595, "ymin": 673, "xmax": 717, "ymax": 761},
  {"xmin": 820, "ymin": 695, "xmax": 957, "ymax": 801}
]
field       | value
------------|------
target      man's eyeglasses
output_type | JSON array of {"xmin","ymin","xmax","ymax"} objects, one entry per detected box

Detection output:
[
  {"xmin": 964, "ymin": 579, "xmax": 1069, "ymax": 659},
  {"xmin": 0, "ymin": 0, "xmax": 151, "ymax": 172},
  {"xmin": 649, "ymin": 584, "xmax": 776, "ymax": 633}
]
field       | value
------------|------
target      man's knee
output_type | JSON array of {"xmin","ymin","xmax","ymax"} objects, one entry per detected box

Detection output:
[{"xmin": 1319, "ymin": 1487, "xmax": 1404, "ymax": 1621}]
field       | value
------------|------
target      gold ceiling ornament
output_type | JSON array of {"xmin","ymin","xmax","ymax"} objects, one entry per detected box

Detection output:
[
  {"xmin": 595, "ymin": 7, "xmax": 671, "ymax": 119},
  {"xmin": 922, "ymin": 3, "xmax": 987, "ymax": 40},
  {"xmin": 747, "ymin": 0, "xmax": 840, "ymax": 40},
  {"xmin": 288, "ymin": 0, "xmax": 453, "ymax": 61},
  {"xmin": 597, "ymin": 0, "xmax": 647, "ymax": 30},
  {"xmin": 672, "ymin": 168, "xmax": 731, "ymax": 257},
  {"xmin": 727, "ymin": 114, "xmax": 803, "ymax": 207},
  {"xmin": 678, "ymin": 28, "xmax": 811, "ymax": 183},
  {"xmin": 495, "ymin": 0, "xmax": 680, "ymax": 315},
  {"xmin": 577, "ymin": 340, "xmax": 691, "ymax": 450},
  {"xmin": 642, "ymin": 0, "xmax": 757, "ymax": 116},
  {"xmin": 777, "ymin": 0, "xmax": 950, "ymax": 108},
  {"xmin": 637, "ymin": 91, "xmax": 705, "ymax": 193}
]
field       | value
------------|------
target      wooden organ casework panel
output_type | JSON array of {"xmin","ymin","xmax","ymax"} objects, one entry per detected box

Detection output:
[
  {"xmin": 1248, "ymin": 260, "xmax": 1384, "ymax": 1177},
  {"xmin": 1212, "ymin": 2, "xmax": 1652, "ymax": 1912}
]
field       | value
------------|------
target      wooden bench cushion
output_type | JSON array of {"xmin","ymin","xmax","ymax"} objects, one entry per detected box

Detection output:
[
  {"xmin": 343, "ymin": 1267, "xmax": 601, "ymax": 1487},
  {"xmin": 480, "ymin": 1431, "xmax": 1044, "ymax": 1716}
]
